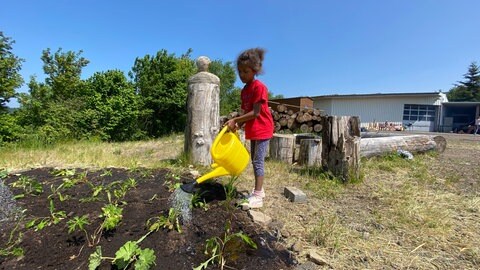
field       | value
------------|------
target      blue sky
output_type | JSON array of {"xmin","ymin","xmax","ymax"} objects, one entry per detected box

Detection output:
[{"xmin": 2, "ymin": 0, "xmax": 480, "ymax": 107}]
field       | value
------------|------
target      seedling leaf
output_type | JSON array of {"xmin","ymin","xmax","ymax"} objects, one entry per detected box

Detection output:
[
  {"xmin": 114, "ymin": 241, "xmax": 138, "ymax": 269},
  {"xmin": 134, "ymin": 248, "xmax": 156, "ymax": 270},
  {"xmin": 88, "ymin": 246, "xmax": 102, "ymax": 270}
]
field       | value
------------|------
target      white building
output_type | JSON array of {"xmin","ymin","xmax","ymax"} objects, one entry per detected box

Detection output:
[{"xmin": 311, "ymin": 92, "xmax": 448, "ymax": 132}]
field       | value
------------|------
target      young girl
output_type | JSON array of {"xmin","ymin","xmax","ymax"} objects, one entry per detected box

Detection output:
[{"xmin": 225, "ymin": 48, "xmax": 274, "ymax": 209}]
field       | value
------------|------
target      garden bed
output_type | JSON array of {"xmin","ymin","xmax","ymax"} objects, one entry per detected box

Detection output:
[{"xmin": 0, "ymin": 168, "xmax": 293, "ymax": 270}]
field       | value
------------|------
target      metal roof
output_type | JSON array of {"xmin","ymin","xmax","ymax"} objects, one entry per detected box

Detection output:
[{"xmin": 311, "ymin": 92, "xmax": 444, "ymax": 99}]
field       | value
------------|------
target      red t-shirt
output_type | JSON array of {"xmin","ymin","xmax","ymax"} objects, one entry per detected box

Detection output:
[{"xmin": 241, "ymin": 80, "xmax": 274, "ymax": 140}]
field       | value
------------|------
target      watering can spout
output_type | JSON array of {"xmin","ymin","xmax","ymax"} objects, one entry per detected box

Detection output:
[
  {"xmin": 180, "ymin": 164, "xmax": 229, "ymax": 193},
  {"xmin": 196, "ymin": 164, "xmax": 229, "ymax": 184}
]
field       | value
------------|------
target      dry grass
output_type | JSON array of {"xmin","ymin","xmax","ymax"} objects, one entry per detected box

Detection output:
[
  {"xmin": 1, "ymin": 133, "xmax": 479, "ymax": 269},
  {"xmin": 0, "ymin": 135, "xmax": 184, "ymax": 171}
]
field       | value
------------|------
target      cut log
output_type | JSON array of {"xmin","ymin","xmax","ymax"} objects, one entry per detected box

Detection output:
[
  {"xmin": 269, "ymin": 134, "xmax": 295, "ymax": 164},
  {"xmin": 303, "ymin": 113, "xmax": 312, "ymax": 122},
  {"xmin": 300, "ymin": 123, "xmax": 309, "ymax": 133},
  {"xmin": 360, "ymin": 134, "xmax": 447, "ymax": 158},
  {"xmin": 276, "ymin": 104, "xmax": 287, "ymax": 113},
  {"xmin": 313, "ymin": 123, "xmax": 322, "ymax": 133},
  {"xmin": 279, "ymin": 117, "xmax": 288, "ymax": 127},
  {"xmin": 287, "ymin": 118, "xmax": 297, "ymax": 129},
  {"xmin": 272, "ymin": 111, "xmax": 280, "ymax": 121},
  {"xmin": 298, "ymin": 138, "xmax": 322, "ymax": 166},
  {"xmin": 322, "ymin": 116, "xmax": 361, "ymax": 182},
  {"xmin": 274, "ymin": 121, "xmax": 281, "ymax": 132}
]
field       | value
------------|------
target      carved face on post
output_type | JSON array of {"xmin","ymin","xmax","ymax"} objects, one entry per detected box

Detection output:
[{"xmin": 196, "ymin": 56, "xmax": 211, "ymax": 72}]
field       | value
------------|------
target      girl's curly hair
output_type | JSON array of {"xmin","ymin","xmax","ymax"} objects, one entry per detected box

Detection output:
[{"xmin": 236, "ymin": 48, "xmax": 266, "ymax": 74}]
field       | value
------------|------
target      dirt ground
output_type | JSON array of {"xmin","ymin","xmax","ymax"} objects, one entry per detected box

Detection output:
[
  {"xmin": 249, "ymin": 132, "xmax": 480, "ymax": 269},
  {"xmin": 0, "ymin": 168, "xmax": 293, "ymax": 270}
]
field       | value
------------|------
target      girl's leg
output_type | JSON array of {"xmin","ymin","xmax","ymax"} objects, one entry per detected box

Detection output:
[{"xmin": 250, "ymin": 139, "xmax": 269, "ymax": 196}]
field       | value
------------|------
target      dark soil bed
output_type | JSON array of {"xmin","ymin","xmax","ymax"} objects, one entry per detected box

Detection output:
[{"xmin": 0, "ymin": 168, "xmax": 294, "ymax": 270}]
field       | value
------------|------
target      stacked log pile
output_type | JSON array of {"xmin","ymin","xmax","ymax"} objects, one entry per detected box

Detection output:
[
  {"xmin": 222, "ymin": 104, "xmax": 324, "ymax": 134},
  {"xmin": 271, "ymin": 104, "xmax": 324, "ymax": 134}
]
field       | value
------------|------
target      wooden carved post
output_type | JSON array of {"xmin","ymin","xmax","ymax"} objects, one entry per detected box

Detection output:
[
  {"xmin": 184, "ymin": 56, "xmax": 220, "ymax": 166},
  {"xmin": 321, "ymin": 116, "xmax": 361, "ymax": 182}
]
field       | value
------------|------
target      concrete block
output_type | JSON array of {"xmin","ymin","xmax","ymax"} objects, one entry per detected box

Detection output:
[{"xmin": 284, "ymin": 186, "xmax": 307, "ymax": 203}]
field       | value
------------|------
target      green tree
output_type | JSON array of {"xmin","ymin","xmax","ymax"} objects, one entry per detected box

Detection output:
[
  {"xmin": 0, "ymin": 32, "xmax": 24, "ymax": 111},
  {"xmin": 130, "ymin": 49, "xmax": 195, "ymax": 137},
  {"xmin": 0, "ymin": 112, "xmax": 22, "ymax": 145},
  {"xmin": 41, "ymin": 48, "xmax": 89, "ymax": 100},
  {"xmin": 81, "ymin": 70, "xmax": 142, "ymax": 141},
  {"xmin": 208, "ymin": 60, "xmax": 238, "ymax": 115},
  {"xmin": 17, "ymin": 76, "xmax": 53, "ymax": 128},
  {"xmin": 448, "ymin": 62, "xmax": 480, "ymax": 101},
  {"xmin": 16, "ymin": 49, "xmax": 90, "ymax": 144}
]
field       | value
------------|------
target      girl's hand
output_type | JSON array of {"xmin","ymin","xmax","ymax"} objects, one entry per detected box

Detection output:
[{"xmin": 225, "ymin": 119, "xmax": 238, "ymax": 131}]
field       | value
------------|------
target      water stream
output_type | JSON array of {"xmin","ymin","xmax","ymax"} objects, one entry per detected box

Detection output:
[{"xmin": 169, "ymin": 188, "xmax": 193, "ymax": 224}]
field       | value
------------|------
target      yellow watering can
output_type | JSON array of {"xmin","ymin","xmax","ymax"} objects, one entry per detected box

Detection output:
[{"xmin": 180, "ymin": 126, "xmax": 250, "ymax": 193}]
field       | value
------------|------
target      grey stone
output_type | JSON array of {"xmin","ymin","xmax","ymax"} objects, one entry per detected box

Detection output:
[
  {"xmin": 280, "ymin": 228, "xmax": 291, "ymax": 238},
  {"xmin": 284, "ymin": 186, "xmax": 307, "ymax": 203},
  {"xmin": 295, "ymin": 261, "xmax": 320, "ymax": 270},
  {"xmin": 248, "ymin": 210, "xmax": 272, "ymax": 226},
  {"xmin": 308, "ymin": 250, "xmax": 329, "ymax": 266}
]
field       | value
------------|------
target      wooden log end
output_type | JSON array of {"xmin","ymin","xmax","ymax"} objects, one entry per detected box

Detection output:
[{"xmin": 432, "ymin": 135, "xmax": 447, "ymax": 153}]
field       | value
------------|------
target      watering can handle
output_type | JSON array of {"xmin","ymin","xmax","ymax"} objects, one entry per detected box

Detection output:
[{"xmin": 213, "ymin": 126, "xmax": 239, "ymax": 149}]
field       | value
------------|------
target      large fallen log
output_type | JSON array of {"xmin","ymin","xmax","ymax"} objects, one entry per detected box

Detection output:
[{"xmin": 360, "ymin": 134, "xmax": 446, "ymax": 158}]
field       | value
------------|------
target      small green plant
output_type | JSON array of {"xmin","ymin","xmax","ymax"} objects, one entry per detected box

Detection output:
[
  {"xmin": 0, "ymin": 221, "xmax": 25, "ymax": 258},
  {"xmin": 100, "ymin": 203, "xmax": 123, "ymax": 231},
  {"xmin": 79, "ymin": 182, "xmax": 105, "ymax": 203},
  {"xmin": 88, "ymin": 236, "xmax": 156, "ymax": 270},
  {"xmin": 146, "ymin": 208, "xmax": 182, "ymax": 233},
  {"xmin": 68, "ymin": 204, "xmax": 123, "ymax": 247},
  {"xmin": 101, "ymin": 169, "xmax": 113, "ymax": 177},
  {"xmin": 163, "ymin": 173, "xmax": 182, "ymax": 192},
  {"xmin": 48, "ymin": 184, "xmax": 71, "ymax": 202},
  {"xmin": 67, "ymin": 215, "xmax": 96, "ymax": 246},
  {"xmin": 9, "ymin": 175, "xmax": 43, "ymax": 197},
  {"xmin": 194, "ymin": 231, "xmax": 257, "ymax": 270},
  {"xmin": 195, "ymin": 176, "xmax": 257, "ymax": 270},
  {"xmin": 190, "ymin": 192, "xmax": 209, "ymax": 211},
  {"xmin": 25, "ymin": 199, "xmax": 66, "ymax": 231},
  {"xmin": 0, "ymin": 169, "xmax": 9, "ymax": 179},
  {"xmin": 52, "ymin": 168, "xmax": 76, "ymax": 177}
]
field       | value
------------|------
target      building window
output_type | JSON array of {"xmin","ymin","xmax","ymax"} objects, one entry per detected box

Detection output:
[{"xmin": 403, "ymin": 104, "xmax": 436, "ymax": 122}]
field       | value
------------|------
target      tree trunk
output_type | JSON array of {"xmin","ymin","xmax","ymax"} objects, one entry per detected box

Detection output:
[
  {"xmin": 360, "ymin": 135, "xmax": 447, "ymax": 158},
  {"xmin": 269, "ymin": 134, "xmax": 295, "ymax": 164},
  {"xmin": 298, "ymin": 138, "xmax": 322, "ymax": 166},
  {"xmin": 321, "ymin": 116, "xmax": 361, "ymax": 182}
]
